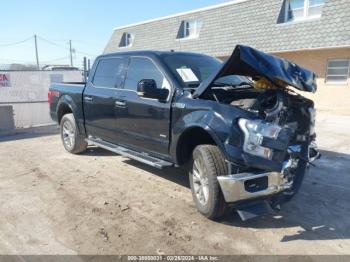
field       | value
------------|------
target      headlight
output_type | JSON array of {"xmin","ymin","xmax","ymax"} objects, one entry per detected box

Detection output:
[
  {"xmin": 238, "ymin": 118, "xmax": 282, "ymax": 160},
  {"xmin": 308, "ymin": 107, "xmax": 316, "ymax": 136}
]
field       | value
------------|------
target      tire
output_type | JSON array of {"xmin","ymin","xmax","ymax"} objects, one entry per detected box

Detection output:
[
  {"xmin": 189, "ymin": 145, "xmax": 228, "ymax": 220},
  {"xmin": 60, "ymin": 113, "xmax": 87, "ymax": 154}
]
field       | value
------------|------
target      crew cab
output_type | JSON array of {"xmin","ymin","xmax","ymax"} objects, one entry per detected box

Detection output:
[{"xmin": 49, "ymin": 45, "xmax": 319, "ymax": 221}]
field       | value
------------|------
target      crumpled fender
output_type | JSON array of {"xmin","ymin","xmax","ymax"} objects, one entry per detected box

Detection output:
[{"xmin": 170, "ymin": 98, "xmax": 254, "ymax": 164}]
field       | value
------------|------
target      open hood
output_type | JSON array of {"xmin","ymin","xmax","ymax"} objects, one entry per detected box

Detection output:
[{"xmin": 193, "ymin": 45, "xmax": 317, "ymax": 98}]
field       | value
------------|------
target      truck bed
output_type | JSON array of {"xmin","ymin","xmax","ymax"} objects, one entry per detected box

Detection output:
[{"xmin": 48, "ymin": 82, "xmax": 86, "ymax": 126}]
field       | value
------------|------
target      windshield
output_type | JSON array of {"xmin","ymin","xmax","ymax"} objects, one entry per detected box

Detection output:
[{"xmin": 162, "ymin": 53, "xmax": 250, "ymax": 88}]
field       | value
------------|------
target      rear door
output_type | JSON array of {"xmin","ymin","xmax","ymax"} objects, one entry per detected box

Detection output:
[
  {"xmin": 114, "ymin": 56, "xmax": 172, "ymax": 155},
  {"xmin": 83, "ymin": 57, "xmax": 127, "ymax": 143}
]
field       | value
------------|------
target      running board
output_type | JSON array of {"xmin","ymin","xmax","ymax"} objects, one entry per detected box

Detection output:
[{"xmin": 86, "ymin": 137, "xmax": 174, "ymax": 169}]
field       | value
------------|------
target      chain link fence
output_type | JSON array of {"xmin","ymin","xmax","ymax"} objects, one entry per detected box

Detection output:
[{"xmin": 0, "ymin": 70, "xmax": 83, "ymax": 134}]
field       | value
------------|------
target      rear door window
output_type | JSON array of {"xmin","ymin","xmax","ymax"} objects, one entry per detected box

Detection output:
[{"xmin": 93, "ymin": 58, "xmax": 126, "ymax": 88}]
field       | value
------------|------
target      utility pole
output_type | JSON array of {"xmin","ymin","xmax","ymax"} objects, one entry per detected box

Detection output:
[
  {"xmin": 83, "ymin": 57, "xmax": 87, "ymax": 82},
  {"xmin": 69, "ymin": 40, "xmax": 73, "ymax": 67},
  {"xmin": 34, "ymin": 35, "xmax": 40, "ymax": 70}
]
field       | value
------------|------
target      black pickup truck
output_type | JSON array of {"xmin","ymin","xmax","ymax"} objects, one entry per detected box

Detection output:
[{"xmin": 49, "ymin": 45, "xmax": 319, "ymax": 221}]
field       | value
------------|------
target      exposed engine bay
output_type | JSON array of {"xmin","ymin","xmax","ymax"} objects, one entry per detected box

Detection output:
[{"xmin": 209, "ymin": 80, "xmax": 315, "ymax": 137}]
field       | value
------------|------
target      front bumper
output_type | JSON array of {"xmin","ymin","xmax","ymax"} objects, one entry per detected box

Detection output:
[{"xmin": 217, "ymin": 171, "xmax": 292, "ymax": 203}]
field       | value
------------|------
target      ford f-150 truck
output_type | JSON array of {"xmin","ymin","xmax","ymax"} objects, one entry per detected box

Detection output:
[{"xmin": 49, "ymin": 45, "xmax": 320, "ymax": 221}]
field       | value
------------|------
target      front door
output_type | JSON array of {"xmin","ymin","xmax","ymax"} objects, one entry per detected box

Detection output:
[
  {"xmin": 114, "ymin": 57, "xmax": 172, "ymax": 156},
  {"xmin": 84, "ymin": 57, "xmax": 127, "ymax": 143}
]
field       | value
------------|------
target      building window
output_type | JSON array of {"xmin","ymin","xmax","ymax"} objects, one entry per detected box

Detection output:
[
  {"xmin": 326, "ymin": 59, "xmax": 350, "ymax": 84},
  {"xmin": 285, "ymin": 0, "xmax": 325, "ymax": 22},
  {"xmin": 119, "ymin": 32, "xmax": 134, "ymax": 48},
  {"xmin": 177, "ymin": 20, "xmax": 202, "ymax": 39}
]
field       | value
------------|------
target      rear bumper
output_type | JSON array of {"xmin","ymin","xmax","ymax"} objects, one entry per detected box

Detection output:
[{"xmin": 217, "ymin": 171, "xmax": 292, "ymax": 203}]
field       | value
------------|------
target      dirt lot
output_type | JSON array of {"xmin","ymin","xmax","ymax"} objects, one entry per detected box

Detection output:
[{"xmin": 0, "ymin": 112, "xmax": 349, "ymax": 255}]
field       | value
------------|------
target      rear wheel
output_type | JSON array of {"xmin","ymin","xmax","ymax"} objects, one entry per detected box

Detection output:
[
  {"xmin": 189, "ymin": 145, "xmax": 228, "ymax": 220},
  {"xmin": 60, "ymin": 113, "xmax": 87, "ymax": 154}
]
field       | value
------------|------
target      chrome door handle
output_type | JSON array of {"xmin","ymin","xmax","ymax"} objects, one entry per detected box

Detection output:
[
  {"xmin": 84, "ymin": 96, "xmax": 93, "ymax": 102},
  {"xmin": 115, "ymin": 100, "xmax": 126, "ymax": 107}
]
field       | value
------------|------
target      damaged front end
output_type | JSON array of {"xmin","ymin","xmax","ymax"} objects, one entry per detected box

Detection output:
[
  {"xmin": 196, "ymin": 45, "xmax": 320, "ymax": 220},
  {"xmin": 217, "ymin": 99, "xmax": 317, "ymax": 220}
]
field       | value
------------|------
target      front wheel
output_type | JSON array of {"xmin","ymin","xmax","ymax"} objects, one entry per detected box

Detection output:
[
  {"xmin": 60, "ymin": 113, "xmax": 87, "ymax": 154},
  {"xmin": 189, "ymin": 145, "xmax": 229, "ymax": 220}
]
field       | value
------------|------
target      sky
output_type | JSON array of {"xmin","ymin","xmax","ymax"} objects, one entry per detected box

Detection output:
[{"xmin": 0, "ymin": 0, "xmax": 227, "ymax": 67}]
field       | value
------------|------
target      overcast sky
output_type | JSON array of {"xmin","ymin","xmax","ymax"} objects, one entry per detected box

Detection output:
[{"xmin": 0, "ymin": 0, "xmax": 227, "ymax": 66}]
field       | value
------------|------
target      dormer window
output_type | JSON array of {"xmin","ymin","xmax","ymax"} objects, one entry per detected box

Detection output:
[
  {"xmin": 119, "ymin": 32, "xmax": 134, "ymax": 48},
  {"xmin": 285, "ymin": 0, "xmax": 325, "ymax": 22},
  {"xmin": 177, "ymin": 20, "xmax": 202, "ymax": 39}
]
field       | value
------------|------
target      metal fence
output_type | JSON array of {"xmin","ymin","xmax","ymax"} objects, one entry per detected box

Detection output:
[{"xmin": 0, "ymin": 70, "xmax": 83, "ymax": 133}]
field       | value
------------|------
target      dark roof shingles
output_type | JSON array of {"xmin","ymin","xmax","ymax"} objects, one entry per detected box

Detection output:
[{"xmin": 104, "ymin": 0, "xmax": 350, "ymax": 55}]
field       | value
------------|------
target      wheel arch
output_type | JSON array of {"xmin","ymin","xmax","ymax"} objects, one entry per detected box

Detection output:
[
  {"xmin": 175, "ymin": 125, "xmax": 226, "ymax": 166},
  {"xmin": 56, "ymin": 95, "xmax": 85, "ymax": 134},
  {"xmin": 57, "ymin": 102, "xmax": 73, "ymax": 124}
]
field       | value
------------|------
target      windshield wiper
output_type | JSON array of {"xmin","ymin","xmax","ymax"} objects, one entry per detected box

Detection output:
[{"xmin": 183, "ymin": 83, "xmax": 200, "ymax": 90}]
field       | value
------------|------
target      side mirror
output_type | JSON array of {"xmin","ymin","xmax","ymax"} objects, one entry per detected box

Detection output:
[{"xmin": 137, "ymin": 79, "xmax": 169, "ymax": 101}]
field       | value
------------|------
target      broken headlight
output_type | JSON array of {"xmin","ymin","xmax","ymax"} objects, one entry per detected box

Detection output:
[
  {"xmin": 309, "ymin": 107, "xmax": 316, "ymax": 137},
  {"xmin": 238, "ymin": 119, "xmax": 282, "ymax": 160}
]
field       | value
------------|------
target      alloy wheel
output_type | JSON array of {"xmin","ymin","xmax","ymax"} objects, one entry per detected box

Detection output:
[
  {"xmin": 62, "ymin": 121, "xmax": 75, "ymax": 150},
  {"xmin": 192, "ymin": 158, "xmax": 210, "ymax": 206}
]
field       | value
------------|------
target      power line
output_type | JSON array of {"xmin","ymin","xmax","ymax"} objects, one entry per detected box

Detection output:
[
  {"xmin": 41, "ymin": 38, "xmax": 105, "ymax": 47},
  {"xmin": 75, "ymin": 50, "xmax": 97, "ymax": 56},
  {"xmin": 0, "ymin": 36, "xmax": 33, "ymax": 47},
  {"xmin": 37, "ymin": 35, "xmax": 97, "ymax": 56},
  {"xmin": 0, "ymin": 34, "xmax": 98, "ymax": 67},
  {"xmin": 36, "ymin": 35, "xmax": 70, "ymax": 50}
]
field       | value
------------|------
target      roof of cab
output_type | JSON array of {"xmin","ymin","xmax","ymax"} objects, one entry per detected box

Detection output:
[{"xmin": 97, "ymin": 50, "xmax": 211, "ymax": 60}]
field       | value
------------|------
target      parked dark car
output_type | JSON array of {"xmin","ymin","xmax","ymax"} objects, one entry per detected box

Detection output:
[{"xmin": 49, "ymin": 45, "xmax": 320, "ymax": 221}]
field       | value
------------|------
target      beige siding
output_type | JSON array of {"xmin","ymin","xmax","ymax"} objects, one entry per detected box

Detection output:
[{"xmin": 274, "ymin": 48, "xmax": 350, "ymax": 114}]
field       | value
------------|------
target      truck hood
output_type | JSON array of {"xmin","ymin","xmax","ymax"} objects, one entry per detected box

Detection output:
[{"xmin": 193, "ymin": 45, "xmax": 317, "ymax": 98}]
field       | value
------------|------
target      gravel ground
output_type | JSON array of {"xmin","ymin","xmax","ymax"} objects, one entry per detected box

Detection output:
[{"xmin": 0, "ymin": 112, "xmax": 349, "ymax": 255}]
